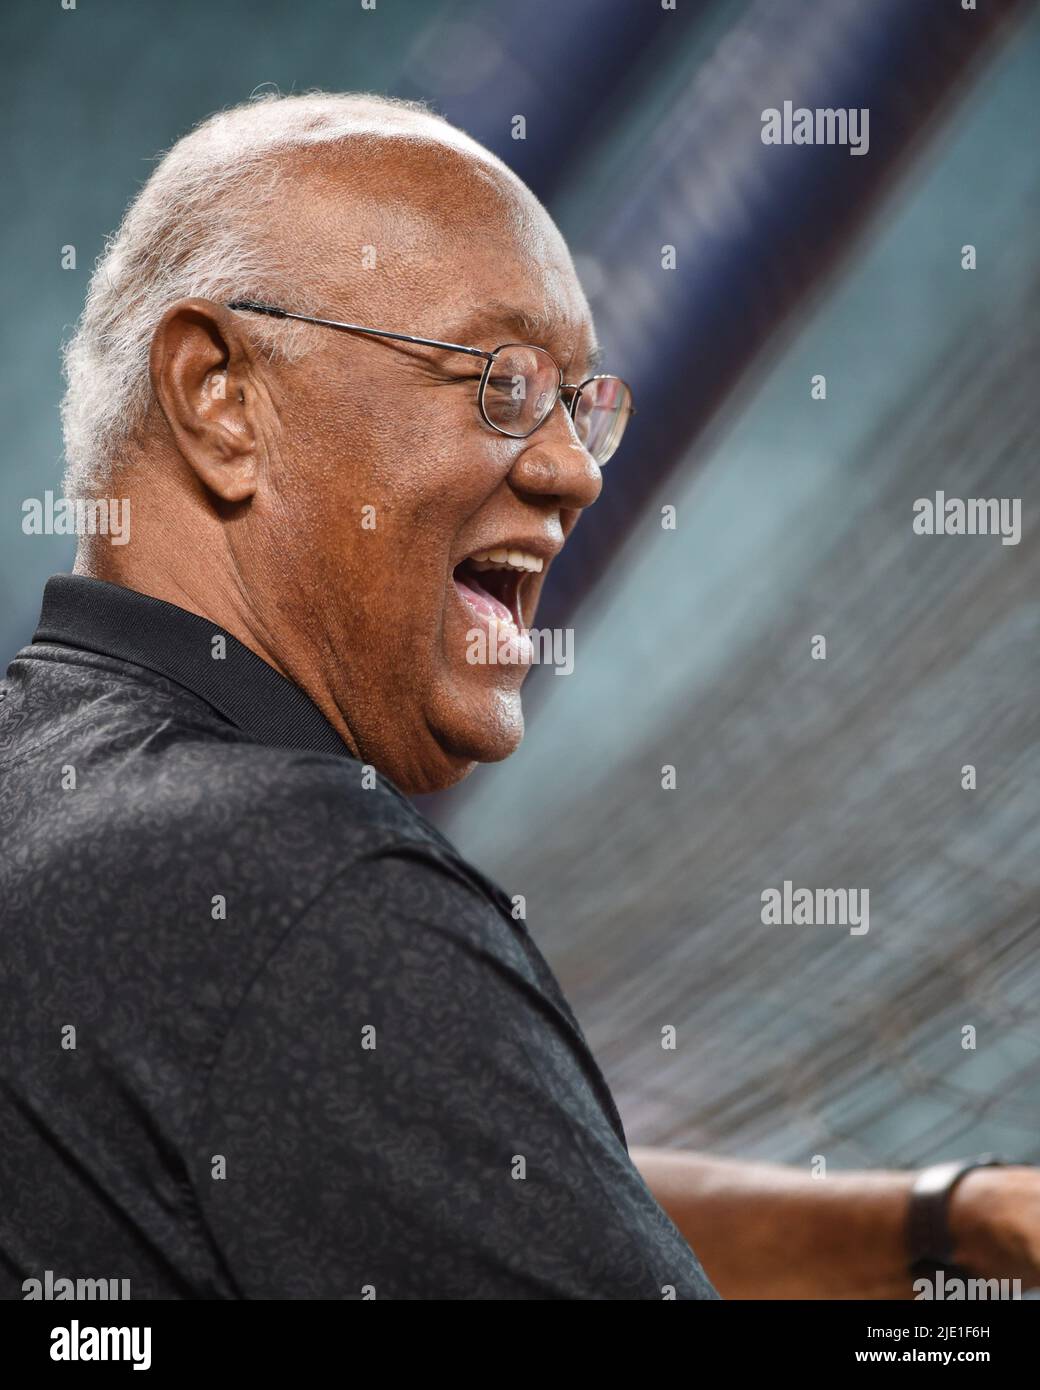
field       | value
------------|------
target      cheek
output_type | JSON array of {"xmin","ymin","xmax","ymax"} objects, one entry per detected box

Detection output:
[
  {"xmin": 268, "ymin": 373, "xmax": 518, "ymax": 614},
  {"xmin": 349, "ymin": 436, "xmax": 517, "ymax": 573}
]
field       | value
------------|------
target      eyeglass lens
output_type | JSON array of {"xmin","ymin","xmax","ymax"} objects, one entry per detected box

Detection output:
[{"xmin": 480, "ymin": 344, "xmax": 631, "ymax": 463}]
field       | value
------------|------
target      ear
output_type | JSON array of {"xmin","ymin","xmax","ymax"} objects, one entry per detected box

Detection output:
[{"xmin": 148, "ymin": 299, "xmax": 268, "ymax": 503}]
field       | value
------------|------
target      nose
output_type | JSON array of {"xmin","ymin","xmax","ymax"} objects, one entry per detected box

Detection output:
[{"xmin": 507, "ymin": 406, "xmax": 602, "ymax": 512}]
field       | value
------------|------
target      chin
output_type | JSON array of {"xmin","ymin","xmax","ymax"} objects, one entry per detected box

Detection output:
[{"xmin": 421, "ymin": 684, "xmax": 526, "ymax": 787}]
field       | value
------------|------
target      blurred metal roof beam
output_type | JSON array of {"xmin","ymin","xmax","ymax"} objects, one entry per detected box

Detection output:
[{"xmin": 533, "ymin": 0, "xmax": 1029, "ymax": 633}]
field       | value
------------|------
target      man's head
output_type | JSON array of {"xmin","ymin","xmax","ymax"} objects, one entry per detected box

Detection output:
[{"xmin": 63, "ymin": 92, "xmax": 606, "ymax": 793}]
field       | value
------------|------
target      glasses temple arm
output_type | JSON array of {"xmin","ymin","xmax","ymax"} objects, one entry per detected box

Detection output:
[{"xmin": 225, "ymin": 300, "xmax": 492, "ymax": 361}]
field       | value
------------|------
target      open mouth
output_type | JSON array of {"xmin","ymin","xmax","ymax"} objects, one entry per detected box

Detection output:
[{"xmin": 452, "ymin": 548, "xmax": 544, "ymax": 631}]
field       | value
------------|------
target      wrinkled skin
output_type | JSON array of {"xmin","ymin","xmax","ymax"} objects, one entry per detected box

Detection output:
[{"xmin": 83, "ymin": 116, "xmax": 602, "ymax": 793}]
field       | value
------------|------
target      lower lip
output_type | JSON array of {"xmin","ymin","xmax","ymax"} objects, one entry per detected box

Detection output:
[{"xmin": 452, "ymin": 577, "xmax": 534, "ymax": 667}]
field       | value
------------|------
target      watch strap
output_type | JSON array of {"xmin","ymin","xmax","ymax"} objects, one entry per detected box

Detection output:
[{"xmin": 906, "ymin": 1154, "xmax": 1007, "ymax": 1274}]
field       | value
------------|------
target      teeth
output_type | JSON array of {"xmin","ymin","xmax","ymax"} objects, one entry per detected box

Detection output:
[{"xmin": 468, "ymin": 548, "xmax": 544, "ymax": 573}]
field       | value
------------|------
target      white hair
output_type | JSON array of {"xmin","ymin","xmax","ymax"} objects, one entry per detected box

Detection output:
[{"xmin": 61, "ymin": 91, "xmax": 453, "ymax": 497}]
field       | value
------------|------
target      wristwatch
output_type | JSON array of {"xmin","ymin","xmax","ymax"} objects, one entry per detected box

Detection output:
[{"xmin": 906, "ymin": 1154, "xmax": 1008, "ymax": 1277}]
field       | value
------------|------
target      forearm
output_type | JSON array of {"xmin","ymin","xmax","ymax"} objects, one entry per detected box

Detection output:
[{"xmin": 631, "ymin": 1147, "xmax": 916, "ymax": 1299}]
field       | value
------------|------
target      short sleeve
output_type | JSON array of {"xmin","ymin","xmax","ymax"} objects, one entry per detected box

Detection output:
[{"xmin": 192, "ymin": 844, "xmax": 719, "ymax": 1300}]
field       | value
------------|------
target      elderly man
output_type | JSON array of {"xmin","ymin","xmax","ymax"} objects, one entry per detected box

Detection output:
[{"xmin": 1, "ymin": 93, "xmax": 1036, "ymax": 1301}]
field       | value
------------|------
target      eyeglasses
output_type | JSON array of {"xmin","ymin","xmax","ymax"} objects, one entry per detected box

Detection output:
[{"xmin": 226, "ymin": 299, "xmax": 634, "ymax": 465}]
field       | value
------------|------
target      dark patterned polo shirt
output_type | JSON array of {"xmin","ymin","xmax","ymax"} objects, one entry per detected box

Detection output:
[{"xmin": 0, "ymin": 574, "xmax": 718, "ymax": 1300}]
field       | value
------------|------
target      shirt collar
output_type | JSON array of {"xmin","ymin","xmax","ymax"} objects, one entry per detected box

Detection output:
[{"xmin": 33, "ymin": 573, "xmax": 352, "ymax": 760}]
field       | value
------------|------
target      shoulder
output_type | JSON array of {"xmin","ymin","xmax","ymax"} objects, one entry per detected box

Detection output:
[
  {"xmin": 161, "ymin": 736, "xmax": 418, "ymax": 842},
  {"xmin": 123, "ymin": 723, "xmax": 517, "ymax": 919},
  {"xmin": 105, "ymin": 720, "xmax": 425, "ymax": 875}
]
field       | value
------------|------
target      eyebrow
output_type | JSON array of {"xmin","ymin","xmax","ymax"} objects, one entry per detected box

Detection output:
[{"xmin": 453, "ymin": 299, "xmax": 605, "ymax": 376}]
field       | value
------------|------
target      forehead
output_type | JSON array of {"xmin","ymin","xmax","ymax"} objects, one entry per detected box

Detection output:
[{"xmin": 272, "ymin": 134, "xmax": 595, "ymax": 360}]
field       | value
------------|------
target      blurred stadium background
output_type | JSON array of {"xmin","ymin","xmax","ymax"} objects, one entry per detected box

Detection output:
[{"xmin": 3, "ymin": 0, "xmax": 1038, "ymax": 1170}]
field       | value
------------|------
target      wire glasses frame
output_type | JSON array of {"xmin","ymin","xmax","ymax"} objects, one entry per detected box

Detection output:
[{"xmin": 225, "ymin": 299, "xmax": 634, "ymax": 464}]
